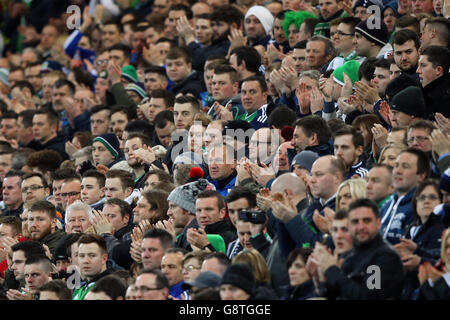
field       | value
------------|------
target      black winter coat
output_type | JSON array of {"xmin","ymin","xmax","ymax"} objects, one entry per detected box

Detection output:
[
  {"xmin": 170, "ymin": 71, "xmax": 206, "ymax": 100},
  {"xmin": 323, "ymin": 234, "xmax": 404, "ymax": 300},
  {"xmin": 422, "ymin": 73, "xmax": 450, "ymax": 120}
]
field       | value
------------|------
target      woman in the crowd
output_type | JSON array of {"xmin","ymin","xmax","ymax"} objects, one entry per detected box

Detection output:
[
  {"xmin": 396, "ymin": 180, "xmax": 446, "ymax": 299},
  {"xmin": 283, "ymin": 247, "xmax": 315, "ymax": 300},
  {"xmin": 182, "ymin": 250, "xmax": 210, "ymax": 282},
  {"xmin": 335, "ymin": 178, "xmax": 367, "ymax": 211},
  {"xmin": 378, "ymin": 143, "xmax": 407, "ymax": 168},
  {"xmin": 232, "ymin": 249, "xmax": 279, "ymax": 299},
  {"xmin": 418, "ymin": 227, "xmax": 450, "ymax": 300}
]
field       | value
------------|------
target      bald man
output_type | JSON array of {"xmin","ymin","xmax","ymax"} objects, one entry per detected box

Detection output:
[{"xmin": 271, "ymin": 156, "xmax": 345, "ymax": 254}]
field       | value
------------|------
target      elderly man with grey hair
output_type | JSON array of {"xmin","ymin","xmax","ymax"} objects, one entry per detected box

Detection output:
[{"xmin": 64, "ymin": 200, "xmax": 93, "ymax": 234}]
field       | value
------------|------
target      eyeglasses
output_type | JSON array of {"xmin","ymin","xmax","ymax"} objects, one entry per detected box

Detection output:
[
  {"xmin": 336, "ymin": 30, "xmax": 354, "ymax": 37},
  {"xmin": 407, "ymin": 136, "xmax": 430, "ymax": 144},
  {"xmin": 417, "ymin": 194, "xmax": 439, "ymax": 202},
  {"xmin": 183, "ymin": 265, "xmax": 201, "ymax": 272},
  {"xmin": 95, "ymin": 60, "xmax": 109, "ymax": 66},
  {"xmin": 61, "ymin": 191, "xmax": 81, "ymax": 197},
  {"xmin": 135, "ymin": 286, "xmax": 162, "ymax": 293},
  {"xmin": 21, "ymin": 185, "xmax": 45, "ymax": 193}
]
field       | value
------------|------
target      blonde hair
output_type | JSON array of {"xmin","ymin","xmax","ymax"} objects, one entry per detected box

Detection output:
[
  {"xmin": 441, "ymin": 228, "xmax": 450, "ymax": 272},
  {"xmin": 336, "ymin": 178, "xmax": 367, "ymax": 211},
  {"xmin": 379, "ymin": 143, "xmax": 407, "ymax": 165},
  {"xmin": 232, "ymin": 249, "xmax": 271, "ymax": 284}
]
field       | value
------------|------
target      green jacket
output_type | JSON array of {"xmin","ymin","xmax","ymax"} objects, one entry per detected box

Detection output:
[{"xmin": 72, "ymin": 269, "xmax": 113, "ymax": 300}]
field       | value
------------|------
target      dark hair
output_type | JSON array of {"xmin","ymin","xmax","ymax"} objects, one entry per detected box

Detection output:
[
  {"xmin": 1, "ymin": 110, "xmax": 18, "ymax": 120},
  {"xmin": 214, "ymin": 64, "xmax": 239, "ymax": 84},
  {"xmin": 124, "ymin": 119, "xmax": 154, "ymax": 137},
  {"xmin": 169, "ymin": 4, "xmax": 193, "ymax": 19},
  {"xmin": 230, "ymin": 46, "xmax": 261, "ymax": 74},
  {"xmin": 268, "ymin": 105, "xmax": 297, "ymax": 129},
  {"xmin": 5, "ymin": 169, "xmax": 24, "ymax": 180},
  {"xmin": 421, "ymin": 45, "xmax": 450, "ymax": 73},
  {"xmin": 26, "ymin": 150, "xmax": 62, "ymax": 173},
  {"xmin": 339, "ymin": 16, "xmax": 361, "ymax": 33},
  {"xmin": 210, "ymin": 5, "xmax": 243, "ymax": 27},
  {"xmin": 77, "ymin": 234, "xmax": 107, "ymax": 254},
  {"xmin": 82, "ymin": 169, "xmax": 106, "ymax": 188},
  {"xmin": 143, "ymin": 228, "xmax": 174, "ymax": 249},
  {"xmin": 166, "ymin": 47, "xmax": 192, "ymax": 64},
  {"xmin": 73, "ymin": 132, "xmax": 93, "ymax": 148},
  {"xmin": 0, "ymin": 216, "xmax": 22, "ymax": 237},
  {"xmin": 52, "ymin": 168, "xmax": 78, "ymax": 182},
  {"xmin": 295, "ymin": 115, "xmax": 331, "ymax": 145},
  {"xmin": 399, "ymin": 148, "xmax": 431, "ymax": 179},
  {"xmin": 145, "ymin": 65, "xmax": 168, "ymax": 79},
  {"xmin": 127, "ymin": 132, "xmax": 152, "ymax": 147},
  {"xmin": 38, "ymin": 279, "xmax": 73, "ymax": 300},
  {"xmin": 90, "ymin": 104, "xmax": 111, "ymax": 116},
  {"xmin": 65, "ymin": 233, "xmax": 84, "ymax": 258},
  {"xmin": 30, "ymin": 200, "xmax": 56, "ymax": 219},
  {"xmin": 10, "ymin": 80, "xmax": 35, "ymax": 96},
  {"xmin": 407, "ymin": 119, "xmax": 436, "ymax": 135},
  {"xmin": 107, "ymin": 43, "xmax": 132, "ymax": 60},
  {"xmin": 18, "ymin": 110, "xmax": 36, "ymax": 128},
  {"xmin": 348, "ymin": 198, "xmax": 380, "ymax": 219},
  {"xmin": 293, "ymin": 39, "xmax": 308, "ymax": 49},
  {"xmin": 412, "ymin": 180, "xmax": 442, "ymax": 223},
  {"xmin": 197, "ymin": 190, "xmax": 225, "ymax": 211},
  {"xmin": 333, "ymin": 126, "xmax": 364, "ymax": 149},
  {"xmin": 242, "ymin": 75, "xmax": 268, "ymax": 93},
  {"xmin": 352, "ymin": 114, "xmax": 382, "ymax": 148},
  {"xmin": 90, "ymin": 275, "xmax": 127, "ymax": 299},
  {"xmin": 144, "ymin": 169, "xmax": 173, "ymax": 185},
  {"xmin": 286, "ymin": 247, "xmax": 313, "ymax": 269},
  {"xmin": 174, "ymin": 95, "xmax": 200, "ymax": 113},
  {"xmin": 154, "ymin": 110, "xmax": 175, "ymax": 129},
  {"xmin": 373, "ymin": 58, "xmax": 391, "ymax": 70},
  {"xmin": 392, "ymin": 29, "xmax": 420, "ymax": 50},
  {"xmin": 225, "ymin": 186, "xmax": 257, "ymax": 208},
  {"xmin": 11, "ymin": 241, "xmax": 46, "ymax": 258},
  {"xmin": 139, "ymin": 268, "xmax": 170, "ymax": 289},
  {"xmin": 34, "ymin": 107, "xmax": 59, "ymax": 127},
  {"xmin": 23, "ymin": 172, "xmax": 48, "ymax": 188},
  {"xmin": 104, "ymin": 20, "xmax": 124, "ymax": 33},
  {"xmin": 24, "ymin": 254, "xmax": 52, "ymax": 273},
  {"xmin": 150, "ymin": 89, "xmax": 175, "ymax": 108},
  {"xmin": 111, "ymin": 105, "xmax": 137, "ymax": 122},
  {"xmin": 53, "ymin": 79, "xmax": 75, "ymax": 95},
  {"xmin": 395, "ymin": 15, "xmax": 420, "ymax": 34},
  {"xmin": 308, "ymin": 35, "xmax": 337, "ymax": 58},
  {"xmin": 358, "ymin": 57, "xmax": 377, "ymax": 81},
  {"xmin": 104, "ymin": 198, "xmax": 133, "ymax": 219},
  {"xmin": 203, "ymin": 252, "xmax": 230, "ymax": 272},
  {"xmin": 105, "ymin": 170, "xmax": 135, "ymax": 190},
  {"xmin": 334, "ymin": 209, "xmax": 349, "ymax": 220},
  {"xmin": 301, "ymin": 18, "xmax": 320, "ymax": 36},
  {"xmin": 424, "ymin": 17, "xmax": 450, "ymax": 46},
  {"xmin": 141, "ymin": 189, "xmax": 170, "ymax": 223}
]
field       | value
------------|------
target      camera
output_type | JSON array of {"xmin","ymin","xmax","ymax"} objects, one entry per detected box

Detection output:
[{"xmin": 239, "ymin": 210, "xmax": 266, "ymax": 224}]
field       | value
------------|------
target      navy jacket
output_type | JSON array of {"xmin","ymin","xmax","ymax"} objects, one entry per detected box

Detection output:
[{"xmin": 380, "ymin": 188, "xmax": 416, "ymax": 245}]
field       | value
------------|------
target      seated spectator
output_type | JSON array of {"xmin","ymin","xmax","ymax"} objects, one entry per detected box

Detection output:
[
  {"xmin": 84, "ymin": 275, "xmax": 127, "ymax": 300},
  {"xmin": 38, "ymin": 279, "xmax": 73, "ymax": 300},
  {"xmin": 283, "ymin": 248, "xmax": 316, "ymax": 300}
]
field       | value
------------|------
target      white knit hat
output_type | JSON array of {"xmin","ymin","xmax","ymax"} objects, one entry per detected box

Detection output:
[{"xmin": 245, "ymin": 5, "xmax": 274, "ymax": 36}]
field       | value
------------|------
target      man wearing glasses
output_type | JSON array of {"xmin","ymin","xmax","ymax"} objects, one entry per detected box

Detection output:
[
  {"xmin": 60, "ymin": 176, "xmax": 82, "ymax": 212},
  {"xmin": 327, "ymin": 17, "xmax": 364, "ymax": 71},
  {"xmin": 134, "ymin": 268, "xmax": 170, "ymax": 300},
  {"xmin": 21, "ymin": 173, "xmax": 51, "ymax": 209}
]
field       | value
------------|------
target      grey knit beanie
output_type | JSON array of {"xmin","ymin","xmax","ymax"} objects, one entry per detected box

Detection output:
[{"xmin": 167, "ymin": 178, "xmax": 216, "ymax": 214}]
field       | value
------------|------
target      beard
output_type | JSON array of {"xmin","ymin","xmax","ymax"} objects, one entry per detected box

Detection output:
[{"xmin": 212, "ymin": 29, "xmax": 230, "ymax": 45}]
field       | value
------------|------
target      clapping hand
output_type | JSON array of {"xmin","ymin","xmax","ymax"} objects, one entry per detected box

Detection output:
[{"xmin": 91, "ymin": 209, "xmax": 113, "ymax": 235}]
